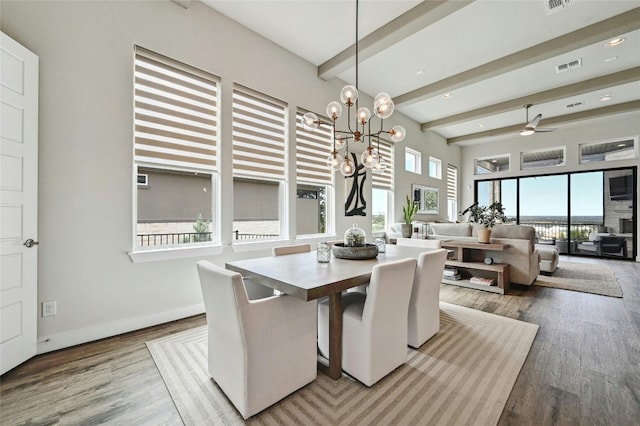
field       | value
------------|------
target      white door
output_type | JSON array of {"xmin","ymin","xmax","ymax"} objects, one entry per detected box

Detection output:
[{"xmin": 1, "ymin": 32, "xmax": 39, "ymax": 375}]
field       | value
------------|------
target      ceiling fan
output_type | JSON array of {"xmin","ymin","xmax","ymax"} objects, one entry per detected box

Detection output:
[{"xmin": 520, "ymin": 104, "xmax": 556, "ymax": 136}]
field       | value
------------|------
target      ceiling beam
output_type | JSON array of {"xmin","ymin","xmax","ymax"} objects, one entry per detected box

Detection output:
[
  {"xmin": 170, "ymin": 0, "xmax": 192, "ymax": 9},
  {"xmin": 317, "ymin": 0, "xmax": 474, "ymax": 81},
  {"xmin": 446, "ymin": 100, "xmax": 640, "ymax": 144},
  {"xmin": 421, "ymin": 67, "xmax": 640, "ymax": 130},
  {"xmin": 395, "ymin": 7, "xmax": 640, "ymax": 107}
]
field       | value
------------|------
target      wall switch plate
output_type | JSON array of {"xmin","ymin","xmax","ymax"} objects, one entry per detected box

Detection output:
[{"xmin": 42, "ymin": 301, "xmax": 57, "ymax": 317}]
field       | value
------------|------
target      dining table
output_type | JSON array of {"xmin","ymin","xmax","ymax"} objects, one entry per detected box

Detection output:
[{"xmin": 225, "ymin": 244, "xmax": 435, "ymax": 380}]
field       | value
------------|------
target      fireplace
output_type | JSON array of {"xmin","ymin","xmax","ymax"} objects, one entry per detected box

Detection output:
[{"xmin": 619, "ymin": 218, "xmax": 633, "ymax": 234}]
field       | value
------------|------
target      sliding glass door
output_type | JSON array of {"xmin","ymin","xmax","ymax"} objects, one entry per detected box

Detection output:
[
  {"xmin": 474, "ymin": 167, "xmax": 636, "ymax": 260},
  {"xmin": 570, "ymin": 172, "xmax": 604, "ymax": 256},
  {"xmin": 519, "ymin": 175, "xmax": 569, "ymax": 251}
]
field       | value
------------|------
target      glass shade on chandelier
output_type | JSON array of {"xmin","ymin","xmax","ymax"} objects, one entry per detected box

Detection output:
[{"xmin": 340, "ymin": 155, "xmax": 355, "ymax": 177}]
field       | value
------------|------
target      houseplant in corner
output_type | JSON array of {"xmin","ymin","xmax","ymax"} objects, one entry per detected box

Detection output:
[
  {"xmin": 402, "ymin": 195, "xmax": 419, "ymax": 238},
  {"xmin": 470, "ymin": 202, "xmax": 507, "ymax": 243}
]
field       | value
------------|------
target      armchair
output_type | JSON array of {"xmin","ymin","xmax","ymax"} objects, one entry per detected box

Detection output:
[
  {"xmin": 317, "ymin": 258, "xmax": 417, "ymax": 386},
  {"xmin": 197, "ymin": 261, "xmax": 317, "ymax": 419},
  {"xmin": 577, "ymin": 233, "xmax": 628, "ymax": 257}
]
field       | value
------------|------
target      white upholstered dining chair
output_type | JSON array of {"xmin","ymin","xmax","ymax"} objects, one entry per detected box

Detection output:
[
  {"xmin": 407, "ymin": 249, "xmax": 448, "ymax": 348},
  {"xmin": 317, "ymin": 257, "xmax": 417, "ymax": 386},
  {"xmin": 197, "ymin": 260, "xmax": 317, "ymax": 419},
  {"xmin": 244, "ymin": 243, "xmax": 312, "ymax": 299},
  {"xmin": 396, "ymin": 237, "xmax": 442, "ymax": 249},
  {"xmin": 272, "ymin": 243, "xmax": 311, "ymax": 256}
]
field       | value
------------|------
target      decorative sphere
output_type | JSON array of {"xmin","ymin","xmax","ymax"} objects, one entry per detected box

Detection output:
[
  {"xmin": 301, "ymin": 112, "xmax": 319, "ymax": 131},
  {"xmin": 334, "ymin": 135, "xmax": 346, "ymax": 150},
  {"xmin": 326, "ymin": 101, "xmax": 342, "ymax": 119},
  {"xmin": 390, "ymin": 125, "xmax": 406, "ymax": 142},
  {"xmin": 372, "ymin": 156, "xmax": 387, "ymax": 174},
  {"xmin": 374, "ymin": 92, "xmax": 394, "ymax": 119},
  {"xmin": 361, "ymin": 147, "xmax": 379, "ymax": 168},
  {"xmin": 340, "ymin": 85, "xmax": 358, "ymax": 105},
  {"xmin": 356, "ymin": 107, "xmax": 371, "ymax": 125},
  {"xmin": 340, "ymin": 156, "xmax": 354, "ymax": 177},
  {"xmin": 326, "ymin": 152, "xmax": 341, "ymax": 171}
]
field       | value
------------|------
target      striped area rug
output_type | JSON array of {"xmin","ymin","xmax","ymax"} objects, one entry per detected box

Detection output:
[{"xmin": 147, "ymin": 302, "xmax": 538, "ymax": 425}]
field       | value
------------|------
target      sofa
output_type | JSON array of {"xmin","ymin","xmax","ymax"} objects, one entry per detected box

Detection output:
[{"xmin": 425, "ymin": 223, "xmax": 541, "ymax": 285}]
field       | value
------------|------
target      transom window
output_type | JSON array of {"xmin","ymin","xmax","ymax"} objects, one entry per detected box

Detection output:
[
  {"xmin": 474, "ymin": 154, "xmax": 510, "ymax": 175},
  {"xmin": 579, "ymin": 137, "xmax": 637, "ymax": 164},
  {"xmin": 429, "ymin": 156, "xmax": 442, "ymax": 179},
  {"xmin": 405, "ymin": 147, "xmax": 421, "ymax": 174},
  {"xmin": 521, "ymin": 147, "xmax": 565, "ymax": 170}
]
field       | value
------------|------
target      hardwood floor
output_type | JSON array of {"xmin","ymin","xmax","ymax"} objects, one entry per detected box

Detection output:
[{"xmin": 1, "ymin": 256, "xmax": 639, "ymax": 425}]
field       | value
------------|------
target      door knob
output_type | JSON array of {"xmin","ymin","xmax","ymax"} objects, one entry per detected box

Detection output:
[{"xmin": 23, "ymin": 239, "xmax": 39, "ymax": 248}]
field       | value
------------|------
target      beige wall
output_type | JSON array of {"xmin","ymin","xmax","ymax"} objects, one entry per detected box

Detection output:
[{"xmin": 0, "ymin": 0, "xmax": 450, "ymax": 351}]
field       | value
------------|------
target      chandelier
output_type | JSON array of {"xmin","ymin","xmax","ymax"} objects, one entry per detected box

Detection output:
[{"xmin": 301, "ymin": 0, "xmax": 406, "ymax": 177}]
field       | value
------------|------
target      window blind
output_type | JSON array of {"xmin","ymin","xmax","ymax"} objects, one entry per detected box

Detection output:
[
  {"xmin": 134, "ymin": 46, "xmax": 218, "ymax": 171},
  {"xmin": 447, "ymin": 164, "xmax": 458, "ymax": 200},
  {"xmin": 372, "ymin": 138, "xmax": 394, "ymax": 190},
  {"xmin": 295, "ymin": 109, "xmax": 333, "ymax": 185},
  {"xmin": 232, "ymin": 85, "xmax": 287, "ymax": 181}
]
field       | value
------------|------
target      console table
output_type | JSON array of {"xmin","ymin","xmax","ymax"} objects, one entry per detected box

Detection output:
[{"xmin": 440, "ymin": 240, "xmax": 510, "ymax": 294}]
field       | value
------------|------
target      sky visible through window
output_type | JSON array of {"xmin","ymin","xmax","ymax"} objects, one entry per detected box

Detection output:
[{"xmin": 496, "ymin": 172, "xmax": 604, "ymax": 218}]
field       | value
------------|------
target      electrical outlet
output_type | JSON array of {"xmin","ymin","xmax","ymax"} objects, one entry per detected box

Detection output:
[{"xmin": 42, "ymin": 301, "xmax": 57, "ymax": 317}]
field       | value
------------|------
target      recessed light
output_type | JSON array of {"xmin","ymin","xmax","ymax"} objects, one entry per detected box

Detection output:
[
  {"xmin": 617, "ymin": 143, "xmax": 626, "ymax": 147},
  {"xmin": 606, "ymin": 37, "xmax": 625, "ymax": 47},
  {"xmin": 491, "ymin": 159, "xmax": 497, "ymax": 163},
  {"xmin": 604, "ymin": 56, "xmax": 618, "ymax": 63},
  {"xmin": 477, "ymin": 123, "xmax": 484, "ymax": 128},
  {"xmin": 600, "ymin": 94, "xmax": 612, "ymax": 102},
  {"xmin": 416, "ymin": 70, "xmax": 425, "ymax": 75},
  {"xmin": 442, "ymin": 93, "xmax": 453, "ymax": 99}
]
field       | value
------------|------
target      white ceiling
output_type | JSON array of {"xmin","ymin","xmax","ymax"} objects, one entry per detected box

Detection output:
[{"xmin": 200, "ymin": 0, "xmax": 640, "ymax": 145}]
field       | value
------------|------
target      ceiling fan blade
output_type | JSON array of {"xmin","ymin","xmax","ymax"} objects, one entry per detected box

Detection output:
[{"xmin": 528, "ymin": 113, "xmax": 542, "ymax": 129}]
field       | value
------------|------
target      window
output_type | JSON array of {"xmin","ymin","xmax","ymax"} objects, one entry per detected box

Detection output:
[
  {"xmin": 232, "ymin": 85, "xmax": 287, "ymax": 241},
  {"xmin": 474, "ymin": 154, "xmax": 509, "ymax": 175},
  {"xmin": 475, "ymin": 167, "xmax": 636, "ymax": 259},
  {"xmin": 295, "ymin": 109, "xmax": 334, "ymax": 235},
  {"xmin": 372, "ymin": 139, "xmax": 394, "ymax": 232},
  {"xmin": 521, "ymin": 147, "xmax": 565, "ymax": 170},
  {"xmin": 446, "ymin": 164, "xmax": 457, "ymax": 222},
  {"xmin": 405, "ymin": 147, "xmax": 421, "ymax": 174},
  {"xmin": 429, "ymin": 156, "xmax": 442, "ymax": 179},
  {"xmin": 372, "ymin": 189, "xmax": 388, "ymax": 233},
  {"xmin": 579, "ymin": 137, "xmax": 637, "ymax": 164},
  {"xmin": 133, "ymin": 46, "xmax": 219, "ymax": 249}
]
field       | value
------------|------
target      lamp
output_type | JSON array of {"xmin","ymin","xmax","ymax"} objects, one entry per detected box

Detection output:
[{"xmin": 302, "ymin": 0, "xmax": 406, "ymax": 177}]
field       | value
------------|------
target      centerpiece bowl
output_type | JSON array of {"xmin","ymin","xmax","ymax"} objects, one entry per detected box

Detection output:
[{"xmin": 332, "ymin": 243, "xmax": 379, "ymax": 260}]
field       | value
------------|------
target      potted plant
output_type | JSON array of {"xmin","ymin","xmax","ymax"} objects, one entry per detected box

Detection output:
[
  {"xmin": 470, "ymin": 202, "xmax": 507, "ymax": 243},
  {"xmin": 402, "ymin": 195, "xmax": 419, "ymax": 238}
]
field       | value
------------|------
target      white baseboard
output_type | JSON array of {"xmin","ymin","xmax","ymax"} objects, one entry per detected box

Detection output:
[{"xmin": 36, "ymin": 303, "xmax": 205, "ymax": 354}]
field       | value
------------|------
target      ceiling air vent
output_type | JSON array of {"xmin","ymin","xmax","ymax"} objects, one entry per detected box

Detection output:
[
  {"xmin": 546, "ymin": 0, "xmax": 581, "ymax": 15},
  {"xmin": 566, "ymin": 101, "xmax": 584, "ymax": 108},
  {"xmin": 555, "ymin": 58, "xmax": 582, "ymax": 73}
]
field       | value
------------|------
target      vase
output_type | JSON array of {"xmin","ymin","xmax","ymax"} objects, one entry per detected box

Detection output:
[
  {"xmin": 317, "ymin": 241, "xmax": 331, "ymax": 263},
  {"xmin": 478, "ymin": 229, "xmax": 492, "ymax": 243},
  {"xmin": 401, "ymin": 223, "xmax": 412, "ymax": 238}
]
